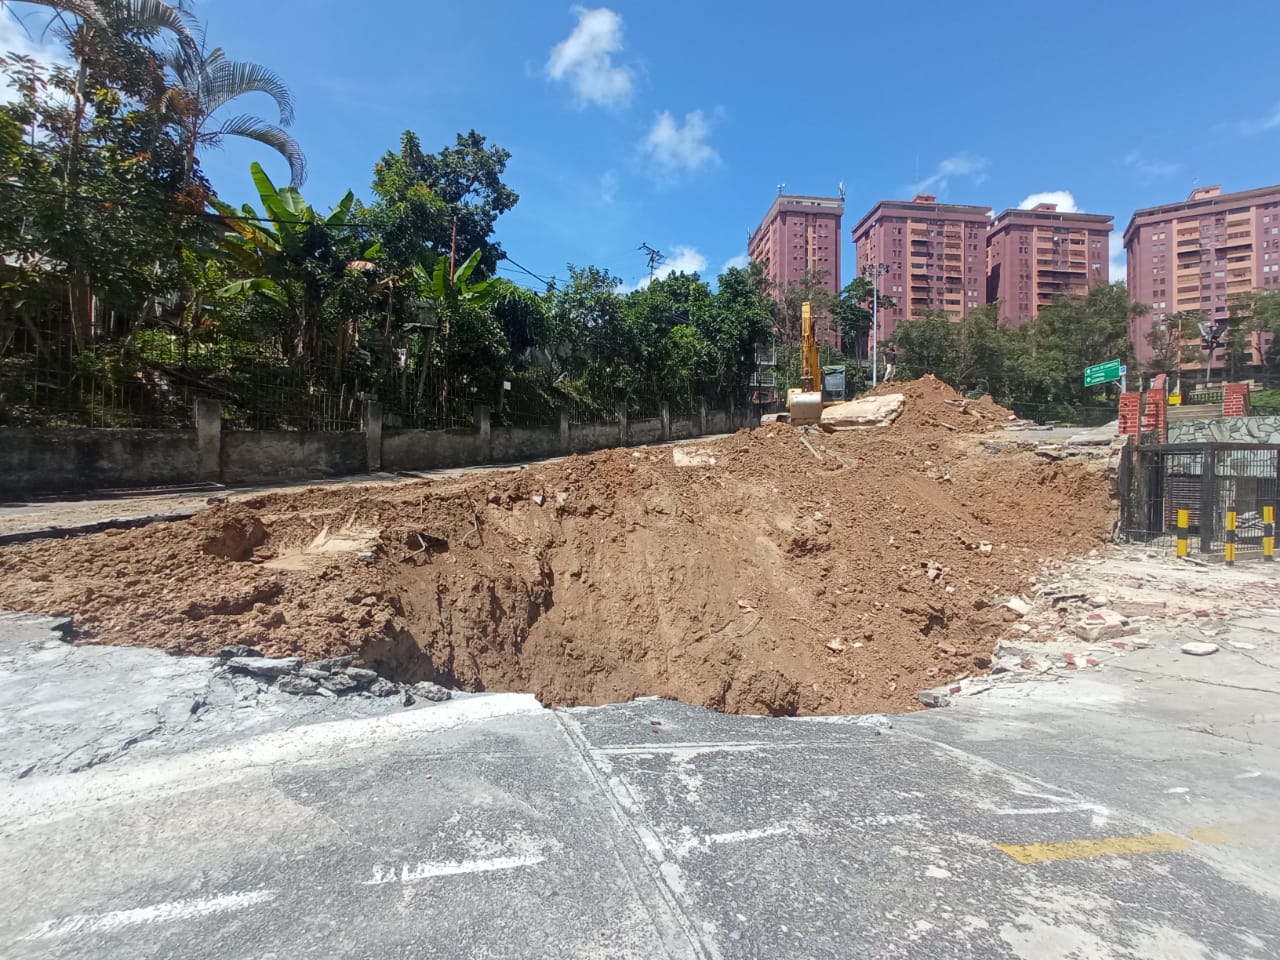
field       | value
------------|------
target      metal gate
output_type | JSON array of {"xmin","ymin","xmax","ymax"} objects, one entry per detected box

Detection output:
[{"xmin": 1119, "ymin": 442, "xmax": 1279, "ymax": 556}]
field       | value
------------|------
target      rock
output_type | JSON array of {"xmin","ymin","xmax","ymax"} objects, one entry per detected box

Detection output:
[
  {"xmin": 367, "ymin": 678, "xmax": 400, "ymax": 697},
  {"xmin": 225, "ymin": 656, "xmax": 300, "ymax": 678},
  {"xmin": 825, "ymin": 638, "xmax": 846, "ymax": 652},
  {"xmin": 820, "ymin": 394, "xmax": 905, "ymax": 429},
  {"xmin": 1226, "ymin": 640, "xmax": 1258, "ymax": 651},
  {"xmin": 1069, "ymin": 609, "xmax": 1136, "ymax": 642},
  {"xmin": 276, "ymin": 676, "xmax": 319, "ymax": 696},
  {"xmin": 48, "ymin": 617, "xmax": 75, "ymax": 641},
  {"xmin": 1111, "ymin": 599, "xmax": 1167, "ymax": 618},
  {"xmin": 217, "ymin": 644, "xmax": 262, "ymax": 660},
  {"xmin": 917, "ymin": 690, "xmax": 951, "ymax": 708},
  {"xmin": 1087, "ymin": 596, "xmax": 1109, "ymax": 608},
  {"xmin": 299, "ymin": 667, "xmax": 330, "ymax": 681},
  {"xmin": 308, "ymin": 655, "xmax": 353, "ymax": 672},
  {"xmin": 1004, "ymin": 596, "xmax": 1032, "ymax": 618},
  {"xmin": 319, "ymin": 672, "xmax": 358, "ymax": 693},
  {"xmin": 1180, "ymin": 641, "xmax": 1220, "ymax": 657},
  {"xmin": 346, "ymin": 667, "xmax": 379, "ymax": 686},
  {"xmin": 978, "ymin": 542, "xmax": 993, "ymax": 556},
  {"xmin": 672, "ymin": 447, "xmax": 717, "ymax": 468},
  {"xmin": 532, "ymin": 494, "xmax": 545, "ymax": 506},
  {"xmin": 411, "ymin": 681, "xmax": 453, "ymax": 702},
  {"xmin": 401, "ymin": 690, "xmax": 417, "ymax": 707}
]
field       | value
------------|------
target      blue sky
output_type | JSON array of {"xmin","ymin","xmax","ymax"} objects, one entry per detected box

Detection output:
[{"xmin": 7, "ymin": 0, "xmax": 1280, "ymax": 291}]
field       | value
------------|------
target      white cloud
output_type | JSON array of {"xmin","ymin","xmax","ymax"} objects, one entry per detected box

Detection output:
[
  {"xmin": 596, "ymin": 170, "xmax": 619, "ymax": 205},
  {"xmin": 1109, "ymin": 234, "xmax": 1126, "ymax": 283},
  {"xmin": 618, "ymin": 245, "xmax": 708, "ymax": 292},
  {"xmin": 721, "ymin": 253, "xmax": 749, "ymax": 272},
  {"xmin": 1239, "ymin": 101, "xmax": 1280, "ymax": 135},
  {"xmin": 1123, "ymin": 151, "xmax": 1183, "ymax": 178},
  {"xmin": 642, "ymin": 110, "xmax": 718, "ymax": 176},
  {"xmin": 1019, "ymin": 190, "xmax": 1080, "ymax": 213},
  {"xmin": 0, "ymin": 12, "xmax": 68, "ymax": 103},
  {"xmin": 546, "ymin": 7, "xmax": 633, "ymax": 108},
  {"xmin": 907, "ymin": 153, "xmax": 988, "ymax": 196}
]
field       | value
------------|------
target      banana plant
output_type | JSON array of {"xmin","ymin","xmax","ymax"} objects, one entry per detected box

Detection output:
[{"xmin": 212, "ymin": 162, "xmax": 354, "ymax": 359}]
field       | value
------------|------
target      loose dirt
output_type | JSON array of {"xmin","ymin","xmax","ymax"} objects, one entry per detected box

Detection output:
[{"xmin": 0, "ymin": 378, "xmax": 1115, "ymax": 716}]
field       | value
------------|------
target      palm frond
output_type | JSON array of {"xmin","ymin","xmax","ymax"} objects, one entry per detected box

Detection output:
[
  {"xmin": 203, "ymin": 57, "xmax": 294, "ymax": 125},
  {"xmin": 14, "ymin": 0, "xmax": 108, "ymax": 26},
  {"xmin": 220, "ymin": 119, "xmax": 305, "ymax": 186}
]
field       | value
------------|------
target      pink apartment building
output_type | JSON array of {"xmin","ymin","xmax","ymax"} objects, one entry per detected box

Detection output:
[
  {"xmin": 1126, "ymin": 184, "xmax": 1280, "ymax": 368},
  {"xmin": 987, "ymin": 204, "xmax": 1112, "ymax": 326},
  {"xmin": 748, "ymin": 194, "xmax": 844, "ymax": 348},
  {"xmin": 851, "ymin": 195, "xmax": 991, "ymax": 341}
]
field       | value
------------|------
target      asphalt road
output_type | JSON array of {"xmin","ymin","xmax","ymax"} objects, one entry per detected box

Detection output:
[{"xmin": 3, "ymin": 601, "xmax": 1279, "ymax": 960}]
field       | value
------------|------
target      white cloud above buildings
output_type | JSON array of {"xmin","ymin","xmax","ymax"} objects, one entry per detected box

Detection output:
[
  {"xmin": 1239, "ymin": 101, "xmax": 1280, "ymax": 135},
  {"xmin": 546, "ymin": 7, "xmax": 634, "ymax": 108},
  {"xmin": 1123, "ymin": 151, "xmax": 1183, "ymax": 179},
  {"xmin": 907, "ymin": 153, "xmax": 989, "ymax": 197},
  {"xmin": 642, "ymin": 110, "xmax": 719, "ymax": 175},
  {"xmin": 1018, "ymin": 190, "xmax": 1080, "ymax": 213},
  {"xmin": 721, "ymin": 253, "xmax": 749, "ymax": 272}
]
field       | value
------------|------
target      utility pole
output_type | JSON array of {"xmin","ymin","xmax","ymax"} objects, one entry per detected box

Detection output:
[
  {"xmin": 863, "ymin": 262, "xmax": 890, "ymax": 387},
  {"xmin": 639, "ymin": 243, "xmax": 665, "ymax": 285}
]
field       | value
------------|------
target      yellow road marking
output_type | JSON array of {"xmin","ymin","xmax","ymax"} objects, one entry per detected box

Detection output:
[
  {"xmin": 997, "ymin": 833, "xmax": 1189, "ymax": 864},
  {"xmin": 996, "ymin": 820, "xmax": 1271, "ymax": 865}
]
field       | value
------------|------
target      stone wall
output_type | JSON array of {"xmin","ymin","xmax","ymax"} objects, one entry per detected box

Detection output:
[
  {"xmin": 1168, "ymin": 416, "xmax": 1280, "ymax": 444},
  {"xmin": 0, "ymin": 399, "xmax": 760, "ymax": 499}
]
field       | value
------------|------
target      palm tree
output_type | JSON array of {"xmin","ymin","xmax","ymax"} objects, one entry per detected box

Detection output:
[{"xmin": 161, "ymin": 42, "xmax": 305, "ymax": 187}]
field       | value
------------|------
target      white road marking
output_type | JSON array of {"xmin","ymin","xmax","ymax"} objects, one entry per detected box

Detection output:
[
  {"xmin": 362, "ymin": 855, "xmax": 544, "ymax": 885},
  {"xmin": 995, "ymin": 802, "xmax": 1110, "ymax": 828},
  {"xmin": 1164, "ymin": 787, "xmax": 1190, "ymax": 794},
  {"xmin": 675, "ymin": 824, "xmax": 793, "ymax": 858},
  {"xmin": 19, "ymin": 889, "xmax": 278, "ymax": 941}
]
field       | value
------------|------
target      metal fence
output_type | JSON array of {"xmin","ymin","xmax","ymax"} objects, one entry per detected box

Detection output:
[{"xmin": 1119, "ymin": 441, "xmax": 1280, "ymax": 556}]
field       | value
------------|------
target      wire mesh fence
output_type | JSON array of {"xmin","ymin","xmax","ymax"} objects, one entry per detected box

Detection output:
[{"xmin": 1119, "ymin": 441, "xmax": 1280, "ymax": 557}]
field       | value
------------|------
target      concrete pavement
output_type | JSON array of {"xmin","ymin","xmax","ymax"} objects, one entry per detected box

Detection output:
[{"xmin": 3, "ymin": 588, "xmax": 1279, "ymax": 960}]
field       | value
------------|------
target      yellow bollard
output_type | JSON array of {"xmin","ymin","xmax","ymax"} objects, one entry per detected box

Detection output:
[
  {"xmin": 1225, "ymin": 509, "xmax": 1237, "ymax": 566},
  {"xmin": 1264, "ymin": 505, "xmax": 1276, "ymax": 563},
  {"xmin": 1176, "ymin": 509, "xmax": 1190, "ymax": 559}
]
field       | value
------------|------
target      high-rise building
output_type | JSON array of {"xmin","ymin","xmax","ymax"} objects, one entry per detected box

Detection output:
[
  {"xmin": 747, "ymin": 194, "xmax": 844, "ymax": 347},
  {"xmin": 1126, "ymin": 184, "xmax": 1280, "ymax": 368},
  {"xmin": 851, "ymin": 195, "xmax": 991, "ymax": 341},
  {"xmin": 986, "ymin": 204, "xmax": 1112, "ymax": 325}
]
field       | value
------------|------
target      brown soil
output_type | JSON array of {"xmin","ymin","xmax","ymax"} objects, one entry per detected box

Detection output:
[{"xmin": 0, "ymin": 378, "xmax": 1114, "ymax": 716}]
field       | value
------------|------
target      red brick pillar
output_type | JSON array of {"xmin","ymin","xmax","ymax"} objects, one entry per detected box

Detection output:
[
  {"xmin": 1118, "ymin": 392, "xmax": 1141, "ymax": 440},
  {"xmin": 1223, "ymin": 383, "xmax": 1250, "ymax": 418}
]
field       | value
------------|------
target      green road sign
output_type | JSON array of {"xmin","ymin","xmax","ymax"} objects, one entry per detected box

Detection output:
[{"xmin": 1083, "ymin": 358, "xmax": 1123, "ymax": 387}]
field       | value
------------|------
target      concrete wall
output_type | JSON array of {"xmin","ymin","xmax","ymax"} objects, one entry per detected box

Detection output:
[
  {"xmin": 0, "ymin": 428, "xmax": 198, "ymax": 499},
  {"xmin": 1168, "ymin": 416, "xmax": 1280, "ymax": 445},
  {"xmin": 0, "ymin": 400, "xmax": 761, "ymax": 499},
  {"xmin": 221, "ymin": 431, "xmax": 367, "ymax": 486}
]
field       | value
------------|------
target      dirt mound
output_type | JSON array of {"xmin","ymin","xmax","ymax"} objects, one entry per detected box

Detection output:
[
  {"xmin": 0, "ymin": 411, "xmax": 1114, "ymax": 717},
  {"xmin": 864, "ymin": 376, "xmax": 1014, "ymax": 435}
]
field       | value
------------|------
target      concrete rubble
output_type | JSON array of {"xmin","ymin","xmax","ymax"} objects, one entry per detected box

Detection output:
[{"xmin": 216, "ymin": 644, "xmax": 452, "ymax": 703}]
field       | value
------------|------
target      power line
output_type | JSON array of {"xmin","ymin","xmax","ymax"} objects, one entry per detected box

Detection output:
[{"xmin": 499, "ymin": 254, "xmax": 554, "ymax": 287}]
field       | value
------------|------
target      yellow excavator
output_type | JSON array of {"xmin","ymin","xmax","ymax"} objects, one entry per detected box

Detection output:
[{"xmin": 784, "ymin": 301, "xmax": 825, "ymax": 426}]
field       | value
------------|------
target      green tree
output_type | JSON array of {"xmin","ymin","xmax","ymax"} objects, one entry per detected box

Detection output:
[
  {"xmin": 370, "ymin": 130, "xmax": 518, "ymax": 278},
  {"xmin": 833, "ymin": 276, "xmax": 896, "ymax": 360}
]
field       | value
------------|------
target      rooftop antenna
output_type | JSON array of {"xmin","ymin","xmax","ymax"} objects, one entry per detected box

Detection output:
[
  {"xmin": 638, "ymin": 242, "xmax": 666, "ymax": 284},
  {"xmin": 838, "ymin": 180, "xmax": 846, "ymax": 200},
  {"xmin": 777, "ymin": 182, "xmax": 785, "ymax": 196}
]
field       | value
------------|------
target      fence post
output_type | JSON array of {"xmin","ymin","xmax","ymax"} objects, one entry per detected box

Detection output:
[
  {"xmin": 1263, "ymin": 504, "xmax": 1276, "ymax": 562},
  {"xmin": 1199, "ymin": 444, "xmax": 1217, "ymax": 555},
  {"xmin": 660, "ymin": 402, "xmax": 671, "ymax": 441},
  {"xmin": 618, "ymin": 403, "xmax": 628, "ymax": 446},
  {"xmin": 698, "ymin": 398, "xmax": 707, "ymax": 437},
  {"xmin": 474, "ymin": 403, "xmax": 491, "ymax": 459},
  {"xmin": 362, "ymin": 400, "xmax": 383, "ymax": 473},
  {"xmin": 194, "ymin": 398, "xmax": 222, "ymax": 483},
  {"xmin": 1176, "ymin": 509, "xmax": 1190, "ymax": 559},
  {"xmin": 559, "ymin": 406, "xmax": 570, "ymax": 453}
]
